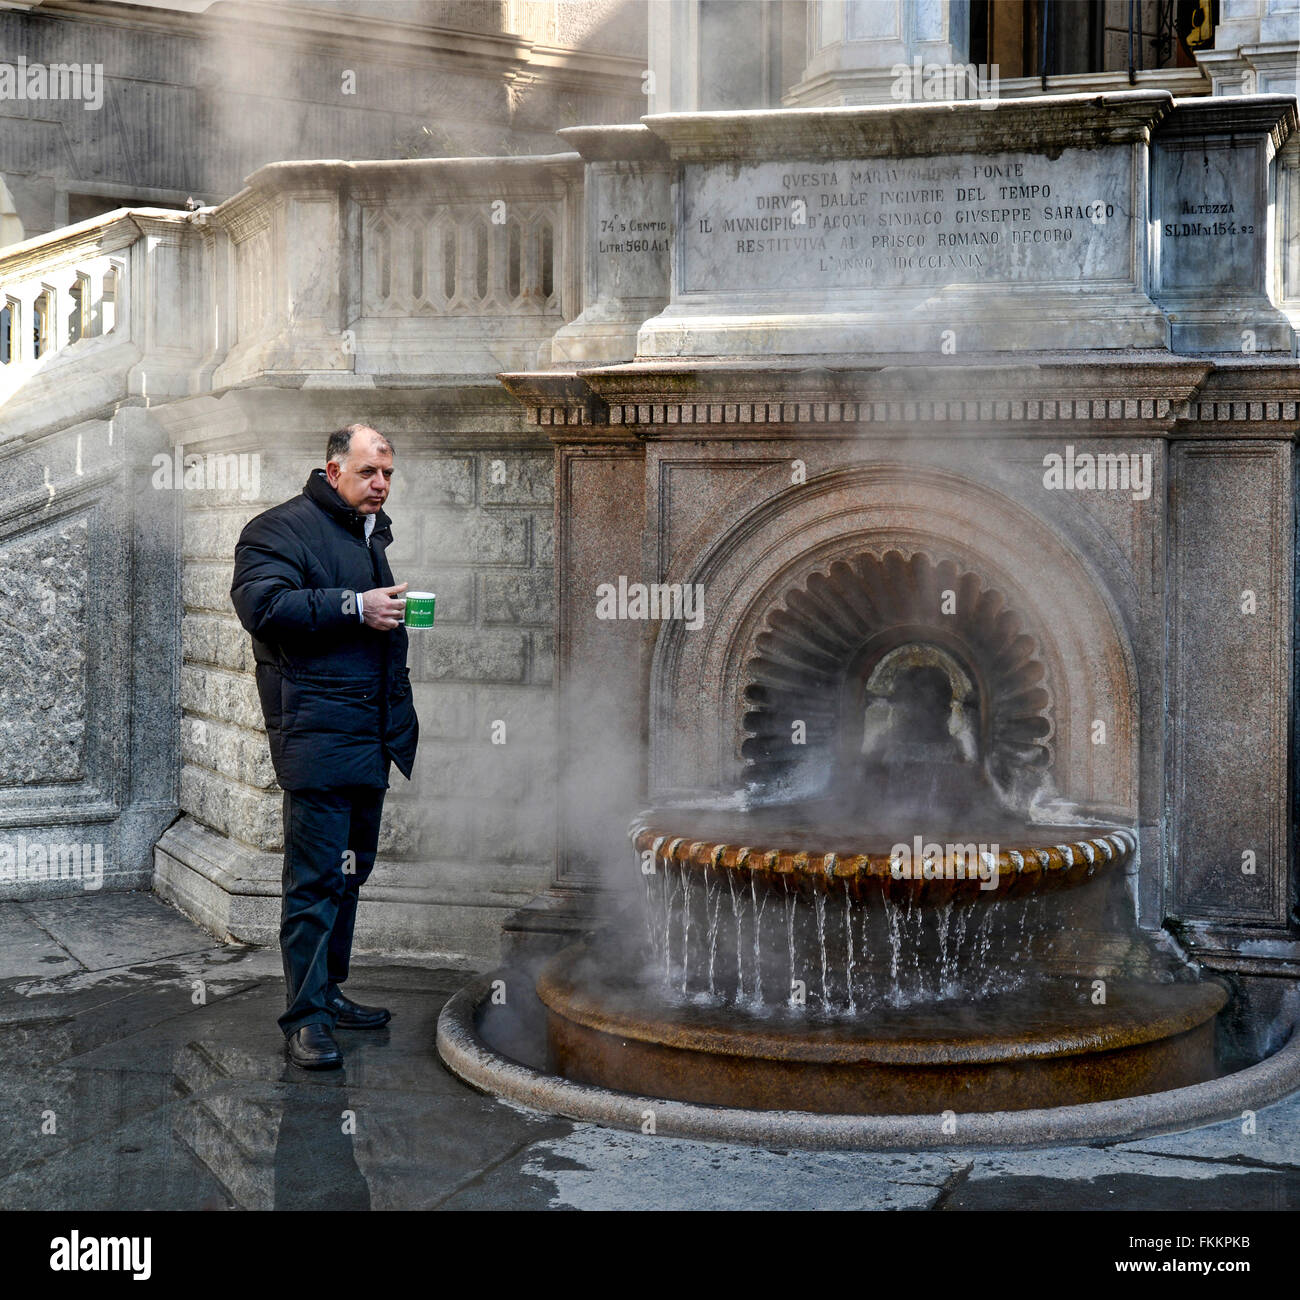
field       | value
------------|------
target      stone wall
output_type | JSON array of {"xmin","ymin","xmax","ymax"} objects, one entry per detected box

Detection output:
[
  {"xmin": 0, "ymin": 213, "xmax": 192, "ymax": 905},
  {"xmin": 0, "ymin": 404, "xmax": 180, "ymax": 901}
]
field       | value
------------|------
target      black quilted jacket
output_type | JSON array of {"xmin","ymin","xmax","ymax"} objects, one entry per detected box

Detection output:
[{"xmin": 230, "ymin": 469, "xmax": 419, "ymax": 791}]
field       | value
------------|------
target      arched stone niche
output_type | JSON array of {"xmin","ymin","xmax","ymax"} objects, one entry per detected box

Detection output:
[{"xmin": 648, "ymin": 463, "xmax": 1138, "ymax": 821}]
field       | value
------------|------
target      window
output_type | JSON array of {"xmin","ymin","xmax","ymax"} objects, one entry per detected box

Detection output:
[{"xmin": 971, "ymin": 1, "xmax": 1193, "ymax": 80}]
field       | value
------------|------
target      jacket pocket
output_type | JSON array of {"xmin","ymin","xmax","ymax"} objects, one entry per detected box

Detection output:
[{"xmin": 284, "ymin": 673, "xmax": 381, "ymax": 739}]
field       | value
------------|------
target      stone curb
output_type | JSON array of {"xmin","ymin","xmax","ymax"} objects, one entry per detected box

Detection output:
[{"xmin": 436, "ymin": 969, "xmax": 1300, "ymax": 1152}]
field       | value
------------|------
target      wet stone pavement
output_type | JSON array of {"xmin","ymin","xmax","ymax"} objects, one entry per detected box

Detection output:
[{"xmin": 0, "ymin": 893, "xmax": 1297, "ymax": 1211}]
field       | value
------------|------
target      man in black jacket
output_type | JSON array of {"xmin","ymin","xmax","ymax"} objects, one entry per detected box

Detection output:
[{"xmin": 231, "ymin": 424, "xmax": 419, "ymax": 1069}]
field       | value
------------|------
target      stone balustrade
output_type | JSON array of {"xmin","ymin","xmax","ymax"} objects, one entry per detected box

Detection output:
[
  {"xmin": 0, "ymin": 154, "xmax": 587, "ymax": 440},
  {"xmin": 0, "ymin": 252, "xmax": 118, "ymax": 369},
  {"xmin": 0, "ymin": 207, "xmax": 212, "ymax": 442},
  {"xmin": 205, "ymin": 154, "xmax": 585, "ymax": 388},
  {"xmin": 5, "ymin": 100, "xmax": 1299, "ymax": 425}
]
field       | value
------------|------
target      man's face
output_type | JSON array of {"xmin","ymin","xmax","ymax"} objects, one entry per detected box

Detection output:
[{"xmin": 326, "ymin": 429, "xmax": 393, "ymax": 514}]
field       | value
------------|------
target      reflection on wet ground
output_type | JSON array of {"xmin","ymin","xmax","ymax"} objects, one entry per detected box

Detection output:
[{"xmin": 1, "ymin": 893, "xmax": 1297, "ymax": 1210}]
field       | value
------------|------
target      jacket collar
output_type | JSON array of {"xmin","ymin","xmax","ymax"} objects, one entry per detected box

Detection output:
[{"xmin": 303, "ymin": 469, "xmax": 393, "ymax": 540}]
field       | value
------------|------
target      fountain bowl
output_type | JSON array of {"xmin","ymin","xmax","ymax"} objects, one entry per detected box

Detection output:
[
  {"xmin": 632, "ymin": 805, "xmax": 1135, "ymax": 903},
  {"xmin": 537, "ymin": 943, "xmax": 1226, "ymax": 1114}
]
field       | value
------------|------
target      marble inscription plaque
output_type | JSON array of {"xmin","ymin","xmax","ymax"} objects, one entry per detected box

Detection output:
[
  {"xmin": 681, "ymin": 148, "xmax": 1136, "ymax": 294},
  {"xmin": 593, "ymin": 167, "xmax": 671, "ymax": 300},
  {"xmin": 1154, "ymin": 140, "xmax": 1265, "ymax": 296}
]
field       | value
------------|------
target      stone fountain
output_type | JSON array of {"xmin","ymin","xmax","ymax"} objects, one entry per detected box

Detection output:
[
  {"xmin": 536, "ymin": 555, "xmax": 1224, "ymax": 1116},
  {"xmin": 437, "ymin": 90, "xmax": 1300, "ymax": 1146}
]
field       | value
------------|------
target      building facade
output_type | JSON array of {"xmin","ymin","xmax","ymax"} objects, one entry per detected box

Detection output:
[
  {"xmin": 1, "ymin": 0, "xmax": 1298, "ymax": 1046},
  {"xmin": 0, "ymin": 0, "xmax": 644, "ymax": 246}
]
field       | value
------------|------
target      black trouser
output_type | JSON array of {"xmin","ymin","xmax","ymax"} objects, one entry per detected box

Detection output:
[{"xmin": 278, "ymin": 783, "xmax": 386, "ymax": 1037}]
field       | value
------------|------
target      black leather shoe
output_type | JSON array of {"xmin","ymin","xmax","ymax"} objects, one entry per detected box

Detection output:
[
  {"xmin": 286, "ymin": 1023, "xmax": 343, "ymax": 1069},
  {"xmin": 327, "ymin": 990, "xmax": 391, "ymax": 1029}
]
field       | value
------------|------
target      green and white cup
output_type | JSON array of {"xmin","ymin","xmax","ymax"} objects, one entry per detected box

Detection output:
[{"xmin": 404, "ymin": 591, "xmax": 436, "ymax": 629}]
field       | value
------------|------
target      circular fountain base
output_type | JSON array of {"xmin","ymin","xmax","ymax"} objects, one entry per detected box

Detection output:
[
  {"xmin": 438, "ymin": 967, "xmax": 1300, "ymax": 1149},
  {"xmin": 537, "ymin": 944, "xmax": 1227, "ymax": 1115}
]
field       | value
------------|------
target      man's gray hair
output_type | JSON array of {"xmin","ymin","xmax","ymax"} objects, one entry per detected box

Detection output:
[{"xmin": 326, "ymin": 424, "xmax": 395, "ymax": 463}]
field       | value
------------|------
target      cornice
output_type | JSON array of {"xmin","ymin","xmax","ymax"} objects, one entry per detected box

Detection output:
[
  {"xmin": 642, "ymin": 91, "xmax": 1174, "ymax": 164},
  {"xmin": 500, "ymin": 358, "xmax": 1300, "ymax": 439},
  {"xmin": 1157, "ymin": 94, "xmax": 1296, "ymax": 150},
  {"xmin": 146, "ymin": 378, "xmax": 538, "ymax": 444},
  {"xmin": 556, "ymin": 124, "xmax": 672, "ymax": 164},
  {"xmin": 233, "ymin": 154, "xmax": 583, "ymax": 202}
]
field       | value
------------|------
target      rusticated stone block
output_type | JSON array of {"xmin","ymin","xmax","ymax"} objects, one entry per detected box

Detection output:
[
  {"xmin": 532, "ymin": 512, "xmax": 554, "ymax": 564},
  {"xmin": 180, "ymin": 765, "xmax": 281, "ymax": 851},
  {"xmin": 479, "ymin": 452, "xmax": 554, "ymax": 505},
  {"xmin": 401, "ymin": 567, "xmax": 472, "ymax": 625},
  {"xmin": 181, "ymin": 509, "xmax": 253, "ymax": 561},
  {"xmin": 383, "ymin": 794, "xmax": 474, "ymax": 860},
  {"xmin": 475, "ymin": 802, "xmax": 558, "ymax": 864},
  {"xmin": 418, "ymin": 627, "xmax": 528, "ymax": 683},
  {"xmin": 382, "ymin": 512, "xmax": 422, "ymax": 567},
  {"xmin": 236, "ymin": 456, "xmax": 314, "ymax": 508},
  {"xmin": 375, "ymin": 797, "xmax": 421, "ymax": 856},
  {"xmin": 473, "ymin": 686, "xmax": 558, "ymax": 741},
  {"xmin": 410, "ymin": 684, "xmax": 474, "ymax": 740},
  {"xmin": 182, "ymin": 613, "xmax": 254, "ymax": 673},
  {"xmin": 411, "ymin": 456, "xmax": 475, "ymax": 506},
  {"xmin": 182, "ymin": 714, "xmax": 277, "ymax": 790},
  {"xmin": 180, "ymin": 664, "xmax": 265, "ymax": 731},
  {"xmin": 423, "ymin": 508, "xmax": 529, "ymax": 566},
  {"xmin": 182, "ymin": 561, "xmax": 237, "ymax": 615},
  {"xmin": 481, "ymin": 570, "xmax": 554, "ymax": 626},
  {"xmin": 421, "ymin": 744, "xmax": 548, "ymax": 800}
]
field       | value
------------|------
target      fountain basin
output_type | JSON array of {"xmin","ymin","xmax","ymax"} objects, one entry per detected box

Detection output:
[
  {"xmin": 438, "ymin": 971, "xmax": 1300, "ymax": 1150},
  {"xmin": 538, "ymin": 943, "xmax": 1226, "ymax": 1115},
  {"xmin": 631, "ymin": 805, "xmax": 1135, "ymax": 902}
]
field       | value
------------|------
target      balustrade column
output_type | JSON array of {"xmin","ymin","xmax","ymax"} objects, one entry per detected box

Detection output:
[
  {"xmin": 83, "ymin": 265, "xmax": 107, "ymax": 337},
  {"xmin": 48, "ymin": 269, "xmax": 81, "ymax": 353}
]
